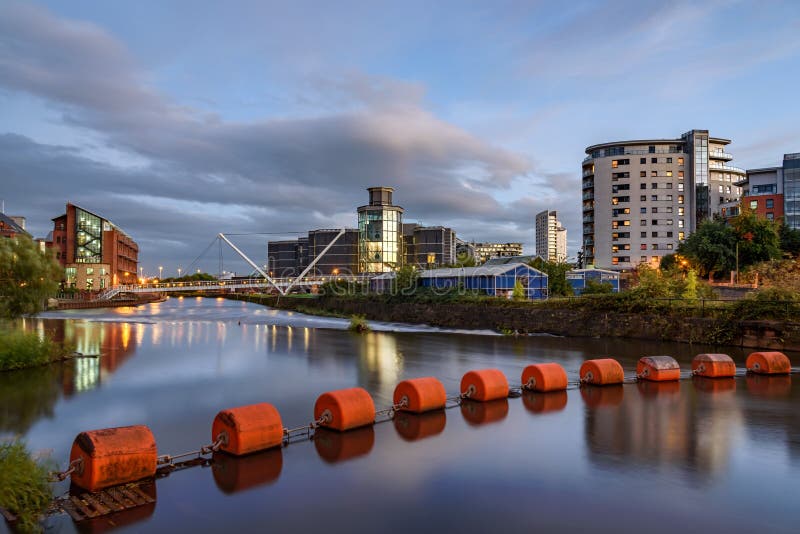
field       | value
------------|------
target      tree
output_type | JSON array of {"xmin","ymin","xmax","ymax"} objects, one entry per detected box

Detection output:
[
  {"xmin": 512, "ymin": 279, "xmax": 526, "ymax": 300},
  {"xmin": 394, "ymin": 265, "xmax": 419, "ymax": 295},
  {"xmin": 682, "ymin": 269, "xmax": 698, "ymax": 299},
  {"xmin": 529, "ymin": 258, "xmax": 574, "ymax": 297},
  {"xmin": 677, "ymin": 219, "xmax": 737, "ymax": 280},
  {"xmin": 0, "ymin": 236, "xmax": 63, "ymax": 319},
  {"xmin": 779, "ymin": 223, "xmax": 800, "ymax": 257},
  {"xmin": 730, "ymin": 208, "xmax": 781, "ymax": 266},
  {"xmin": 582, "ymin": 278, "xmax": 614, "ymax": 295}
]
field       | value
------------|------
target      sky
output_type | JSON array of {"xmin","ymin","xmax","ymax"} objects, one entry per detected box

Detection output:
[{"xmin": 1, "ymin": 0, "xmax": 799, "ymax": 275}]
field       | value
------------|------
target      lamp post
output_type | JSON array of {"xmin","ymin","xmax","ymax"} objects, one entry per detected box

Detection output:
[
  {"xmin": 158, "ymin": 265, "xmax": 163, "ymax": 279},
  {"xmin": 177, "ymin": 267, "xmax": 182, "ymax": 278}
]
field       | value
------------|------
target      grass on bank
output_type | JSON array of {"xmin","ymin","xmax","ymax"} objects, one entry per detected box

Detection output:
[
  {"xmin": 0, "ymin": 441, "xmax": 53, "ymax": 533},
  {"xmin": 0, "ymin": 329, "xmax": 70, "ymax": 372}
]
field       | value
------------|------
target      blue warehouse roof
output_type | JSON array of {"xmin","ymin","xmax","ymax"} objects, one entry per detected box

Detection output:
[{"xmin": 419, "ymin": 262, "xmax": 545, "ymax": 278}]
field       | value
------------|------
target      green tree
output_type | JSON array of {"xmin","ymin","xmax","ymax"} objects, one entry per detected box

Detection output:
[
  {"xmin": 778, "ymin": 223, "xmax": 800, "ymax": 257},
  {"xmin": 630, "ymin": 264, "xmax": 671, "ymax": 298},
  {"xmin": 0, "ymin": 236, "xmax": 63, "ymax": 319},
  {"xmin": 582, "ymin": 278, "xmax": 614, "ymax": 295},
  {"xmin": 394, "ymin": 265, "xmax": 419, "ymax": 295},
  {"xmin": 677, "ymin": 219, "xmax": 737, "ymax": 280},
  {"xmin": 530, "ymin": 258, "xmax": 574, "ymax": 297},
  {"xmin": 682, "ymin": 269, "xmax": 698, "ymax": 299},
  {"xmin": 731, "ymin": 208, "xmax": 781, "ymax": 267},
  {"xmin": 512, "ymin": 279, "xmax": 526, "ymax": 300}
]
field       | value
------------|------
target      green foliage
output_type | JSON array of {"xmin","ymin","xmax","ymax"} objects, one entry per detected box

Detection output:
[
  {"xmin": 161, "ymin": 272, "xmax": 217, "ymax": 282},
  {"xmin": 319, "ymin": 280, "xmax": 367, "ymax": 296},
  {"xmin": 0, "ymin": 236, "xmax": 63, "ymax": 319},
  {"xmin": 394, "ymin": 265, "xmax": 419, "ymax": 295},
  {"xmin": 529, "ymin": 258, "xmax": 573, "ymax": 296},
  {"xmin": 348, "ymin": 314, "xmax": 370, "ymax": 333},
  {"xmin": 512, "ymin": 279, "xmax": 526, "ymax": 300},
  {"xmin": 682, "ymin": 269, "xmax": 698, "ymax": 300},
  {"xmin": 582, "ymin": 278, "xmax": 614, "ymax": 295},
  {"xmin": 731, "ymin": 208, "xmax": 782, "ymax": 266},
  {"xmin": 0, "ymin": 329, "xmax": 65, "ymax": 372},
  {"xmin": 446, "ymin": 253, "xmax": 477, "ymax": 267},
  {"xmin": 677, "ymin": 219, "xmax": 737, "ymax": 279},
  {"xmin": 0, "ymin": 440, "xmax": 53, "ymax": 532},
  {"xmin": 779, "ymin": 224, "xmax": 800, "ymax": 257},
  {"xmin": 659, "ymin": 253, "xmax": 678, "ymax": 271}
]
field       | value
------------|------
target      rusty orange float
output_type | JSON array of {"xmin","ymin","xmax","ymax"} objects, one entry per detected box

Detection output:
[
  {"xmin": 460, "ymin": 369, "xmax": 509, "ymax": 401},
  {"xmin": 69, "ymin": 425, "xmax": 158, "ymax": 492},
  {"xmin": 579, "ymin": 358, "xmax": 624, "ymax": 385},
  {"xmin": 393, "ymin": 377, "xmax": 447, "ymax": 413},
  {"xmin": 314, "ymin": 387, "xmax": 375, "ymax": 431},
  {"xmin": 521, "ymin": 362, "xmax": 568, "ymax": 392},
  {"xmin": 692, "ymin": 353, "xmax": 736, "ymax": 378},
  {"xmin": 636, "ymin": 356, "xmax": 680, "ymax": 382},
  {"xmin": 212, "ymin": 403, "xmax": 283, "ymax": 456},
  {"xmin": 746, "ymin": 352, "xmax": 791, "ymax": 375}
]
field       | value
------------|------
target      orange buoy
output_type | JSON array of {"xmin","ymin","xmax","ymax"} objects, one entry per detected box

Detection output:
[
  {"xmin": 393, "ymin": 411, "xmax": 446, "ymax": 442},
  {"xmin": 460, "ymin": 398, "xmax": 509, "ymax": 426},
  {"xmin": 521, "ymin": 363, "xmax": 568, "ymax": 392},
  {"xmin": 746, "ymin": 352, "xmax": 791, "ymax": 375},
  {"xmin": 212, "ymin": 403, "xmax": 283, "ymax": 456},
  {"xmin": 636, "ymin": 356, "xmax": 680, "ymax": 382},
  {"xmin": 69, "ymin": 425, "xmax": 157, "ymax": 492},
  {"xmin": 636, "ymin": 380, "xmax": 680, "ymax": 397},
  {"xmin": 393, "ymin": 377, "xmax": 446, "ymax": 413},
  {"xmin": 692, "ymin": 353, "xmax": 736, "ymax": 378},
  {"xmin": 581, "ymin": 384, "xmax": 624, "ymax": 408},
  {"xmin": 212, "ymin": 448, "xmax": 283, "ymax": 494},
  {"xmin": 460, "ymin": 369, "xmax": 509, "ymax": 401},
  {"xmin": 692, "ymin": 376, "xmax": 736, "ymax": 394},
  {"xmin": 746, "ymin": 374, "xmax": 792, "ymax": 397},
  {"xmin": 314, "ymin": 426, "xmax": 375, "ymax": 463},
  {"xmin": 522, "ymin": 390, "xmax": 568, "ymax": 414},
  {"xmin": 314, "ymin": 387, "xmax": 375, "ymax": 431},
  {"xmin": 579, "ymin": 358, "xmax": 624, "ymax": 385}
]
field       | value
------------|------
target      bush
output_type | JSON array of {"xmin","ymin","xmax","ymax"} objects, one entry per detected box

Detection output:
[
  {"xmin": 0, "ymin": 330, "xmax": 63, "ymax": 372},
  {"xmin": 582, "ymin": 278, "xmax": 614, "ymax": 295},
  {"xmin": 0, "ymin": 441, "xmax": 53, "ymax": 532},
  {"xmin": 348, "ymin": 315, "xmax": 370, "ymax": 333}
]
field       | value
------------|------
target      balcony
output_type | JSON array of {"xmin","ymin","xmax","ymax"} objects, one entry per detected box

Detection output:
[
  {"xmin": 583, "ymin": 215, "xmax": 594, "ymax": 223},
  {"xmin": 583, "ymin": 169, "xmax": 594, "ymax": 177},
  {"xmin": 583, "ymin": 192, "xmax": 594, "ymax": 201},
  {"xmin": 709, "ymin": 164, "xmax": 745, "ymax": 174},
  {"xmin": 709, "ymin": 151, "xmax": 734, "ymax": 161},
  {"xmin": 582, "ymin": 181, "xmax": 594, "ymax": 190}
]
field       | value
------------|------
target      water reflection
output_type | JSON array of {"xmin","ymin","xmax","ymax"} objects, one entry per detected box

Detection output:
[
  {"xmin": 393, "ymin": 411, "xmax": 447, "ymax": 442},
  {"xmin": 522, "ymin": 390, "xmax": 568, "ymax": 414},
  {"xmin": 74, "ymin": 480, "xmax": 157, "ymax": 534},
  {"xmin": 357, "ymin": 333, "xmax": 403, "ymax": 402},
  {"xmin": 583, "ymin": 381, "xmax": 742, "ymax": 480},
  {"xmin": 460, "ymin": 399, "xmax": 509, "ymax": 426},
  {"xmin": 211, "ymin": 449, "xmax": 283, "ymax": 494},
  {"xmin": 314, "ymin": 427, "xmax": 375, "ymax": 464}
]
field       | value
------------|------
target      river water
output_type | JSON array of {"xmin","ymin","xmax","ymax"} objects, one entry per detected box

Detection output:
[{"xmin": 2, "ymin": 297, "xmax": 798, "ymax": 533}]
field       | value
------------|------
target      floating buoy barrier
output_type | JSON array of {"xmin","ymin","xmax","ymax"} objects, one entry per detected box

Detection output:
[
  {"xmin": 746, "ymin": 352, "xmax": 791, "ymax": 375},
  {"xmin": 68, "ymin": 425, "xmax": 158, "ymax": 492},
  {"xmin": 692, "ymin": 354, "xmax": 736, "ymax": 378},
  {"xmin": 461, "ymin": 398, "xmax": 509, "ymax": 426},
  {"xmin": 393, "ymin": 377, "xmax": 447, "ymax": 413},
  {"xmin": 745, "ymin": 373, "xmax": 793, "ymax": 397},
  {"xmin": 211, "ymin": 449, "xmax": 283, "ymax": 494},
  {"xmin": 522, "ymin": 390, "xmax": 568, "ymax": 414},
  {"xmin": 637, "ymin": 380, "xmax": 680, "ymax": 397},
  {"xmin": 460, "ymin": 369, "xmax": 509, "ymax": 401},
  {"xmin": 692, "ymin": 376, "xmax": 736, "ymax": 394},
  {"xmin": 393, "ymin": 411, "xmax": 447, "ymax": 441},
  {"xmin": 314, "ymin": 427, "xmax": 375, "ymax": 463},
  {"xmin": 65, "ymin": 481, "xmax": 157, "ymax": 528},
  {"xmin": 314, "ymin": 387, "xmax": 376, "ymax": 431},
  {"xmin": 212, "ymin": 403, "xmax": 283, "ymax": 456},
  {"xmin": 581, "ymin": 384, "xmax": 624, "ymax": 408},
  {"xmin": 521, "ymin": 362, "xmax": 568, "ymax": 392},
  {"xmin": 636, "ymin": 356, "xmax": 681, "ymax": 382},
  {"xmin": 579, "ymin": 358, "xmax": 624, "ymax": 386}
]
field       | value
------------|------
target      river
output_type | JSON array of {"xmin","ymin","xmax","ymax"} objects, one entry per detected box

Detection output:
[{"xmin": 2, "ymin": 296, "xmax": 798, "ymax": 533}]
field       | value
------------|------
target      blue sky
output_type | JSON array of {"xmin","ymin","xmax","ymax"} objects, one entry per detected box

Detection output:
[{"xmin": 1, "ymin": 0, "xmax": 799, "ymax": 274}]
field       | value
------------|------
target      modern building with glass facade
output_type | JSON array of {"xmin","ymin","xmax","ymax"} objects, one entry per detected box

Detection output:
[
  {"xmin": 470, "ymin": 242, "xmax": 524, "ymax": 264},
  {"xmin": 735, "ymin": 153, "xmax": 800, "ymax": 228},
  {"xmin": 49, "ymin": 203, "xmax": 139, "ymax": 289},
  {"xmin": 357, "ymin": 187, "xmax": 404, "ymax": 273},
  {"xmin": 582, "ymin": 130, "xmax": 743, "ymax": 270},
  {"xmin": 535, "ymin": 210, "xmax": 567, "ymax": 262}
]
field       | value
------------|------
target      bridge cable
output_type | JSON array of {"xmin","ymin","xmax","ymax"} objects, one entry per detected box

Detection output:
[{"xmin": 183, "ymin": 236, "xmax": 220, "ymax": 276}]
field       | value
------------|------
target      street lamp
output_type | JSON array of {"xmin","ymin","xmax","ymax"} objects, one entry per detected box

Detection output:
[
  {"xmin": 177, "ymin": 267, "xmax": 182, "ymax": 278},
  {"xmin": 158, "ymin": 265, "xmax": 163, "ymax": 279}
]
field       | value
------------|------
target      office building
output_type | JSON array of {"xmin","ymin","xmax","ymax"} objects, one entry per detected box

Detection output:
[
  {"xmin": 357, "ymin": 187, "xmax": 404, "ymax": 273},
  {"xmin": 49, "ymin": 203, "xmax": 139, "ymax": 289},
  {"xmin": 309, "ymin": 228, "xmax": 359, "ymax": 275},
  {"xmin": 735, "ymin": 153, "xmax": 800, "ymax": 228},
  {"xmin": 535, "ymin": 210, "xmax": 567, "ymax": 262},
  {"xmin": 471, "ymin": 242, "xmax": 523, "ymax": 264},
  {"xmin": 403, "ymin": 224, "xmax": 456, "ymax": 268},
  {"xmin": 582, "ymin": 129, "xmax": 743, "ymax": 269},
  {"xmin": 0, "ymin": 213, "xmax": 29, "ymax": 239}
]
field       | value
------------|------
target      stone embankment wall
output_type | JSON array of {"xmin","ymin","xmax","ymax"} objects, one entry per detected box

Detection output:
[{"xmin": 228, "ymin": 295, "xmax": 800, "ymax": 352}]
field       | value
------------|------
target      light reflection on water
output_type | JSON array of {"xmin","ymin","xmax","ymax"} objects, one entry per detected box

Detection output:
[{"xmin": 0, "ymin": 297, "xmax": 798, "ymax": 533}]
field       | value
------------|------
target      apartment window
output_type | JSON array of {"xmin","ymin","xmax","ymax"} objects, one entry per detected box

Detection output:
[
  {"xmin": 612, "ymin": 221, "xmax": 619, "ymax": 229},
  {"xmin": 652, "ymin": 232, "xmax": 658, "ymax": 238},
  {"xmin": 651, "ymin": 195, "xmax": 658, "ymax": 201},
  {"xmin": 666, "ymin": 157, "xmax": 672, "ymax": 163},
  {"xmin": 666, "ymin": 183, "xmax": 672, "ymax": 189},
  {"xmin": 651, "ymin": 157, "xmax": 658, "ymax": 164},
  {"xmin": 640, "ymin": 207, "xmax": 647, "ymax": 213},
  {"xmin": 612, "ymin": 172, "xmax": 630, "ymax": 179},
  {"xmin": 666, "ymin": 231, "xmax": 673, "ymax": 238},
  {"xmin": 678, "ymin": 206, "xmax": 685, "ymax": 216},
  {"xmin": 86, "ymin": 268, "xmax": 94, "ymax": 275},
  {"xmin": 641, "ymin": 256, "xmax": 648, "ymax": 262},
  {"xmin": 56, "ymin": 252, "xmax": 61, "ymax": 259},
  {"xmin": 640, "ymin": 158, "xmax": 646, "ymax": 164},
  {"xmin": 678, "ymin": 157, "xmax": 684, "ymax": 165},
  {"xmin": 766, "ymin": 213, "xmax": 774, "ymax": 220},
  {"xmin": 766, "ymin": 199, "xmax": 774, "ymax": 209},
  {"xmin": 652, "ymin": 219, "xmax": 658, "ymax": 225},
  {"xmin": 652, "ymin": 207, "xmax": 658, "ymax": 213},
  {"xmin": 649, "ymin": 146, "xmax": 655, "ymax": 153},
  {"xmin": 666, "ymin": 195, "xmax": 673, "ymax": 201},
  {"xmin": 612, "ymin": 245, "xmax": 619, "ymax": 253},
  {"xmin": 726, "ymin": 186, "xmax": 731, "ymax": 194},
  {"xmin": 678, "ymin": 220, "xmax": 685, "ymax": 228},
  {"xmin": 651, "ymin": 171, "xmax": 658, "ymax": 178},
  {"xmin": 678, "ymin": 195, "xmax": 684, "ymax": 204},
  {"xmin": 678, "ymin": 183, "xmax": 684, "ymax": 191},
  {"xmin": 678, "ymin": 171, "xmax": 684, "ymax": 179},
  {"xmin": 652, "ymin": 244, "xmax": 659, "ymax": 250},
  {"xmin": 750, "ymin": 200, "xmax": 758, "ymax": 209},
  {"xmin": 640, "ymin": 220, "xmax": 647, "ymax": 226},
  {"xmin": 612, "ymin": 160, "xmax": 618, "ymax": 168},
  {"xmin": 640, "ymin": 183, "xmax": 647, "ymax": 189},
  {"xmin": 622, "ymin": 220, "xmax": 630, "ymax": 226},
  {"xmin": 678, "ymin": 232, "xmax": 685, "ymax": 240},
  {"xmin": 666, "ymin": 219, "xmax": 674, "ymax": 225},
  {"xmin": 666, "ymin": 170, "xmax": 673, "ymax": 177},
  {"xmin": 667, "ymin": 243, "xmax": 674, "ymax": 250},
  {"xmin": 612, "ymin": 257, "xmax": 619, "ymax": 265},
  {"xmin": 640, "ymin": 171, "xmax": 647, "ymax": 177},
  {"xmin": 640, "ymin": 195, "xmax": 647, "ymax": 201},
  {"xmin": 612, "ymin": 197, "xmax": 619, "ymax": 205},
  {"xmin": 666, "ymin": 206, "xmax": 673, "ymax": 213},
  {"xmin": 56, "ymin": 236, "xmax": 61, "ymax": 244},
  {"xmin": 641, "ymin": 231, "xmax": 647, "ymax": 238},
  {"xmin": 612, "ymin": 159, "xmax": 629, "ymax": 167},
  {"xmin": 651, "ymin": 182, "xmax": 658, "ymax": 189},
  {"xmin": 640, "ymin": 244, "xmax": 647, "ymax": 250},
  {"xmin": 719, "ymin": 185, "xmax": 724, "ymax": 193}
]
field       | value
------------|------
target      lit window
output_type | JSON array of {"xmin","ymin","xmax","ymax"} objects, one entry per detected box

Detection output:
[
  {"xmin": 678, "ymin": 184, "xmax": 684, "ymax": 192},
  {"xmin": 750, "ymin": 200, "xmax": 758, "ymax": 209},
  {"xmin": 678, "ymin": 231, "xmax": 685, "ymax": 240},
  {"xmin": 678, "ymin": 195, "xmax": 684, "ymax": 204},
  {"xmin": 640, "ymin": 244, "xmax": 647, "ymax": 250},
  {"xmin": 612, "ymin": 160, "xmax": 619, "ymax": 168},
  {"xmin": 651, "ymin": 171, "xmax": 658, "ymax": 178},
  {"xmin": 678, "ymin": 171, "xmax": 684, "ymax": 179},
  {"xmin": 678, "ymin": 220, "xmax": 685, "ymax": 228},
  {"xmin": 640, "ymin": 171, "xmax": 646, "ymax": 177},
  {"xmin": 612, "ymin": 257, "xmax": 619, "ymax": 265},
  {"xmin": 678, "ymin": 157, "xmax": 684, "ymax": 165},
  {"xmin": 666, "ymin": 170, "xmax": 673, "ymax": 177}
]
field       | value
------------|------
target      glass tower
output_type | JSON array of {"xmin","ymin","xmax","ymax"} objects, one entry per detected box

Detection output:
[
  {"xmin": 357, "ymin": 187, "xmax": 404, "ymax": 273},
  {"xmin": 784, "ymin": 153, "xmax": 800, "ymax": 230}
]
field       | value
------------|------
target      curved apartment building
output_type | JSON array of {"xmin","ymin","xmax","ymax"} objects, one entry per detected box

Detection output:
[{"xmin": 582, "ymin": 129, "xmax": 743, "ymax": 270}]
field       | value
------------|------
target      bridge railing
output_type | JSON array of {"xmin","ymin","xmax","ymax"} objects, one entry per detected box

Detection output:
[{"xmin": 115, "ymin": 275, "xmax": 372, "ymax": 292}]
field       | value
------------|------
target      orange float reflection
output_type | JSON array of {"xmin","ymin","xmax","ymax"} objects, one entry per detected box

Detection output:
[
  {"xmin": 580, "ymin": 385, "xmax": 624, "ymax": 409},
  {"xmin": 522, "ymin": 390, "xmax": 568, "ymax": 414},
  {"xmin": 393, "ymin": 410, "xmax": 446, "ymax": 441},
  {"xmin": 746, "ymin": 374, "xmax": 792, "ymax": 397},
  {"xmin": 313, "ymin": 426, "xmax": 375, "ymax": 464},
  {"xmin": 211, "ymin": 448, "xmax": 283, "ymax": 494},
  {"xmin": 460, "ymin": 398, "xmax": 509, "ymax": 426}
]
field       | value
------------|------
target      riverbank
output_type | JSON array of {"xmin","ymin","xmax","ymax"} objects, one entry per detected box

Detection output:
[
  {"xmin": 226, "ymin": 293, "xmax": 800, "ymax": 351},
  {"xmin": 52, "ymin": 293, "xmax": 166, "ymax": 310},
  {"xmin": 0, "ymin": 328, "xmax": 77, "ymax": 372}
]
